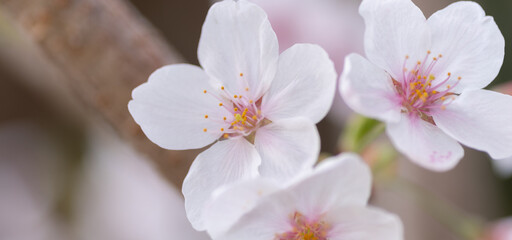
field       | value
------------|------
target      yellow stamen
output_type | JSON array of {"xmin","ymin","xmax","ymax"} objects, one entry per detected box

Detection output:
[
  {"xmin": 223, "ymin": 117, "xmax": 227, "ymax": 121},
  {"xmin": 223, "ymin": 133, "xmax": 229, "ymax": 138},
  {"xmin": 219, "ymin": 103, "xmax": 223, "ymax": 106},
  {"xmin": 220, "ymin": 128, "xmax": 224, "ymax": 131},
  {"xmin": 240, "ymin": 73, "xmax": 244, "ymax": 77},
  {"xmin": 203, "ymin": 128, "xmax": 207, "ymax": 132},
  {"xmin": 245, "ymin": 88, "xmax": 249, "ymax": 91},
  {"xmin": 234, "ymin": 95, "xmax": 238, "ymax": 98},
  {"xmin": 234, "ymin": 108, "xmax": 238, "ymax": 112},
  {"xmin": 235, "ymin": 114, "xmax": 243, "ymax": 122},
  {"xmin": 221, "ymin": 86, "xmax": 225, "ymax": 90},
  {"xmin": 203, "ymin": 90, "xmax": 207, "ymax": 94},
  {"xmin": 249, "ymin": 100, "xmax": 253, "ymax": 104},
  {"xmin": 441, "ymin": 105, "xmax": 447, "ymax": 110},
  {"xmin": 204, "ymin": 115, "xmax": 208, "ymax": 119}
]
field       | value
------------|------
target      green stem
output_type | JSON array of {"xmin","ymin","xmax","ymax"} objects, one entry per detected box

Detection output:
[{"xmin": 354, "ymin": 122, "xmax": 386, "ymax": 153}]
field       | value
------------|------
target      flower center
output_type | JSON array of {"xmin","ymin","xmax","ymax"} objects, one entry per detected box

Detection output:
[
  {"xmin": 394, "ymin": 51, "xmax": 461, "ymax": 123},
  {"xmin": 202, "ymin": 72, "xmax": 267, "ymax": 140},
  {"xmin": 275, "ymin": 212, "xmax": 330, "ymax": 240}
]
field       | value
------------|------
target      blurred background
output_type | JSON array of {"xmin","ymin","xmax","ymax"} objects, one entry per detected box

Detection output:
[{"xmin": 0, "ymin": 0, "xmax": 510, "ymax": 239}]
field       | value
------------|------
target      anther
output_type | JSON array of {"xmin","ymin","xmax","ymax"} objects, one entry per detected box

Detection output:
[
  {"xmin": 203, "ymin": 128, "xmax": 207, "ymax": 132},
  {"xmin": 245, "ymin": 88, "xmax": 249, "ymax": 91},
  {"xmin": 221, "ymin": 86, "xmax": 225, "ymax": 90},
  {"xmin": 219, "ymin": 103, "xmax": 223, "ymax": 106},
  {"xmin": 457, "ymin": 76, "xmax": 462, "ymax": 80},
  {"xmin": 204, "ymin": 115, "xmax": 208, "ymax": 119},
  {"xmin": 441, "ymin": 106, "xmax": 447, "ymax": 110},
  {"xmin": 223, "ymin": 117, "xmax": 227, "ymax": 121},
  {"xmin": 446, "ymin": 85, "xmax": 451, "ymax": 89},
  {"xmin": 447, "ymin": 72, "xmax": 451, "ymax": 76},
  {"xmin": 438, "ymin": 54, "xmax": 443, "ymax": 58},
  {"xmin": 417, "ymin": 61, "xmax": 421, "ymax": 65},
  {"xmin": 223, "ymin": 133, "xmax": 229, "ymax": 138},
  {"xmin": 405, "ymin": 55, "xmax": 410, "ymax": 59},
  {"xmin": 249, "ymin": 100, "xmax": 253, "ymax": 104},
  {"xmin": 240, "ymin": 73, "xmax": 244, "ymax": 77},
  {"xmin": 234, "ymin": 95, "xmax": 238, "ymax": 98},
  {"xmin": 203, "ymin": 90, "xmax": 207, "ymax": 94},
  {"xmin": 427, "ymin": 50, "xmax": 431, "ymax": 54},
  {"xmin": 220, "ymin": 128, "xmax": 224, "ymax": 132},
  {"xmin": 234, "ymin": 108, "xmax": 238, "ymax": 112}
]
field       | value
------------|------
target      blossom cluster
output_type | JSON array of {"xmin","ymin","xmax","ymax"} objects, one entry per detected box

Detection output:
[{"xmin": 128, "ymin": 0, "xmax": 510, "ymax": 239}]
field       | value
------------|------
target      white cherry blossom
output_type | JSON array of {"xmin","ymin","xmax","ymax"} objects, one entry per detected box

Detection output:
[
  {"xmin": 128, "ymin": 0, "xmax": 336, "ymax": 230},
  {"xmin": 203, "ymin": 153, "xmax": 403, "ymax": 240},
  {"xmin": 340, "ymin": 0, "xmax": 511, "ymax": 171}
]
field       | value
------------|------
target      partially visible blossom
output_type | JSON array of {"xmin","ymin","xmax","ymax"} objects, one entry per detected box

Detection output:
[
  {"xmin": 246, "ymin": 0, "xmax": 364, "ymax": 122},
  {"xmin": 128, "ymin": 0, "xmax": 336, "ymax": 230},
  {"xmin": 73, "ymin": 127, "xmax": 209, "ymax": 240},
  {"xmin": 0, "ymin": 123, "xmax": 65, "ymax": 240},
  {"xmin": 341, "ymin": 0, "xmax": 511, "ymax": 171},
  {"xmin": 482, "ymin": 218, "xmax": 512, "ymax": 240},
  {"xmin": 203, "ymin": 153, "xmax": 403, "ymax": 240},
  {"xmin": 491, "ymin": 82, "xmax": 512, "ymax": 178}
]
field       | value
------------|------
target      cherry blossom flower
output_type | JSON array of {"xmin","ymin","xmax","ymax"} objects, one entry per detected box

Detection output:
[
  {"xmin": 128, "ymin": 0, "xmax": 336, "ymax": 230},
  {"xmin": 340, "ymin": 0, "xmax": 511, "ymax": 171},
  {"xmin": 203, "ymin": 153, "xmax": 403, "ymax": 240},
  {"xmin": 483, "ymin": 218, "xmax": 512, "ymax": 240}
]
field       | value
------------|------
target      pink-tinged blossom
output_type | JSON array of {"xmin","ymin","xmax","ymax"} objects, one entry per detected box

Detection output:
[
  {"xmin": 483, "ymin": 218, "xmax": 512, "ymax": 240},
  {"xmin": 128, "ymin": 0, "xmax": 336, "ymax": 230},
  {"xmin": 203, "ymin": 153, "xmax": 403, "ymax": 240},
  {"xmin": 245, "ymin": 0, "xmax": 364, "ymax": 122},
  {"xmin": 340, "ymin": 0, "xmax": 511, "ymax": 171}
]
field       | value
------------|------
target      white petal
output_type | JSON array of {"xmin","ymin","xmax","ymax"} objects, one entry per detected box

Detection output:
[
  {"xmin": 198, "ymin": 0, "xmax": 279, "ymax": 99},
  {"xmin": 360, "ymin": 0, "xmax": 430, "ymax": 78},
  {"xmin": 182, "ymin": 138, "xmax": 261, "ymax": 230},
  {"xmin": 386, "ymin": 114, "xmax": 464, "ymax": 171},
  {"xmin": 340, "ymin": 54, "xmax": 401, "ymax": 123},
  {"xmin": 434, "ymin": 89, "xmax": 512, "ymax": 159},
  {"xmin": 218, "ymin": 153, "xmax": 373, "ymax": 240},
  {"xmin": 286, "ymin": 153, "xmax": 372, "ymax": 215},
  {"xmin": 128, "ymin": 64, "xmax": 230, "ymax": 150},
  {"xmin": 427, "ymin": 2, "xmax": 504, "ymax": 91},
  {"xmin": 218, "ymin": 190, "xmax": 298, "ymax": 240},
  {"xmin": 327, "ymin": 206, "xmax": 403, "ymax": 240},
  {"xmin": 204, "ymin": 179, "xmax": 280, "ymax": 238},
  {"xmin": 261, "ymin": 44, "xmax": 336, "ymax": 123},
  {"xmin": 254, "ymin": 118, "xmax": 320, "ymax": 182}
]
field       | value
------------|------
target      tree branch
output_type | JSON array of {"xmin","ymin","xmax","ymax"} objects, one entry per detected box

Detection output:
[{"xmin": 0, "ymin": 0, "xmax": 199, "ymax": 187}]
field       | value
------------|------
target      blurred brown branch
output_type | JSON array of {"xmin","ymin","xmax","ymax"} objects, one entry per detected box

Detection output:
[{"xmin": 0, "ymin": 0, "xmax": 199, "ymax": 187}]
